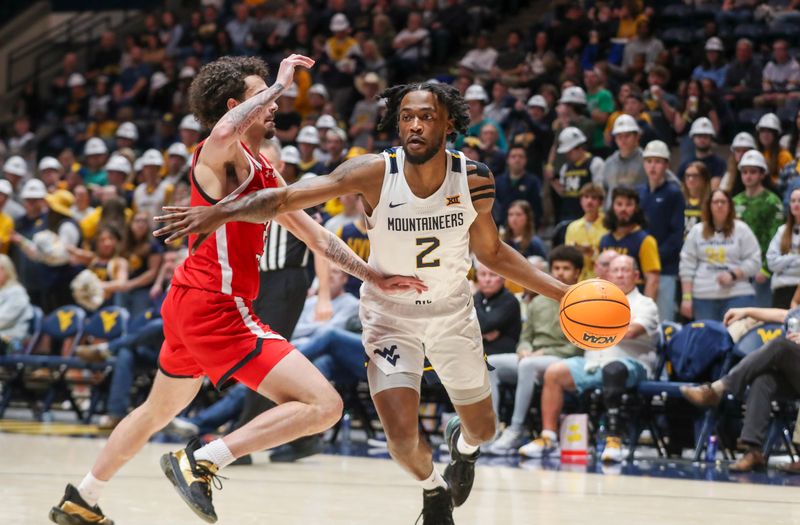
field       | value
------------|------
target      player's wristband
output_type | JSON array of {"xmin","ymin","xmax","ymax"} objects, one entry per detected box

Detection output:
[{"xmin": 682, "ymin": 293, "xmax": 692, "ymax": 301}]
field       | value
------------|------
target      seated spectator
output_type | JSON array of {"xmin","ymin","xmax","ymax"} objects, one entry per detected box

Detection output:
[
  {"xmin": 477, "ymin": 123, "xmax": 507, "ymax": 175},
  {"xmin": 722, "ymin": 132, "xmax": 757, "ymax": 194},
  {"xmin": 767, "ymin": 188, "xmax": 800, "ymax": 308},
  {"xmin": 583, "ymin": 67, "xmax": 614, "ymax": 153},
  {"xmin": 474, "ymin": 263, "xmax": 521, "ymax": 357},
  {"xmin": 38, "ymin": 156, "xmax": 65, "ymax": 193},
  {"xmin": 673, "ymin": 80, "xmax": 720, "ymax": 164},
  {"xmin": 320, "ymin": 14, "xmax": 362, "ymax": 116},
  {"xmin": 312, "ymin": 127, "xmax": 348, "ymax": 176},
  {"xmin": 600, "ymin": 186, "xmax": 661, "ymax": 299},
  {"xmin": 756, "ymin": 113, "xmax": 793, "ymax": 184},
  {"xmin": 164, "ymin": 143, "xmax": 190, "ymax": 189},
  {"xmin": 692, "ymin": 37, "xmax": 728, "ymax": 89},
  {"xmin": 274, "ymin": 83, "xmax": 301, "ymax": 145},
  {"xmin": 292, "ymin": 267, "xmax": 359, "ymax": 347},
  {"xmin": 565, "ymin": 183, "xmax": 608, "ymax": 280},
  {"xmin": 550, "ymin": 127, "xmax": 604, "ymax": 223},
  {"xmin": 547, "ymin": 87, "xmax": 594, "ymax": 178},
  {"xmin": 458, "ymin": 84, "xmax": 508, "ymax": 153},
  {"xmin": 69, "ymin": 225, "xmax": 129, "ymax": 310},
  {"xmin": 677, "ymin": 118, "xmax": 726, "ymax": 185},
  {"xmin": 680, "ymin": 189, "xmax": 761, "ymax": 321},
  {"xmin": 492, "ymin": 145, "xmax": 543, "ymax": 227},
  {"xmin": 733, "ymin": 150, "xmax": 785, "ymax": 307},
  {"xmin": 10, "ymin": 180, "xmax": 47, "ymax": 307},
  {"xmin": 225, "ymin": 3, "xmax": 255, "ymax": 56},
  {"xmin": 297, "ymin": 126, "xmax": 321, "ymax": 174},
  {"xmin": 723, "ymin": 38, "xmax": 762, "ymax": 110},
  {"xmin": 755, "ymin": 39, "xmax": 800, "ymax": 109},
  {"xmin": 1, "ymin": 156, "xmax": 28, "ymax": 221},
  {"xmin": 643, "ymin": 65, "xmax": 679, "ymax": 144},
  {"xmin": 349, "ymin": 73, "xmax": 383, "ymax": 150},
  {"xmin": 640, "ymin": 141, "xmax": 685, "ymax": 322},
  {"xmin": 0, "ymin": 253, "xmax": 33, "ymax": 354},
  {"xmin": 502, "ymin": 95, "xmax": 553, "ymax": 176},
  {"xmin": 486, "ymin": 246, "xmax": 583, "ymax": 455},
  {"xmin": 520, "ymin": 254, "xmax": 659, "ymax": 463},
  {"xmin": 112, "ymin": 45, "xmax": 151, "ymax": 109},
  {"xmin": 118, "ymin": 212, "xmax": 164, "ymax": 318},
  {"xmin": 336, "ymin": 215, "xmax": 369, "ymax": 298},
  {"xmin": 681, "ymin": 162, "xmax": 712, "ymax": 238},
  {"xmin": 458, "ymin": 30, "xmax": 498, "ymax": 78},
  {"xmin": 681, "ymin": 306, "xmax": 800, "ymax": 472},
  {"xmin": 79, "ymin": 138, "xmax": 110, "ymax": 187},
  {"xmin": 484, "ymin": 82, "xmax": 511, "ymax": 127},
  {"xmin": 390, "ymin": 12, "xmax": 430, "ymax": 83},
  {"xmin": 491, "ymin": 30, "xmax": 527, "ymax": 84},
  {"xmin": 502, "ymin": 200, "xmax": 547, "ymax": 259},
  {"xmin": 622, "ymin": 18, "xmax": 663, "ymax": 75},
  {"xmin": 132, "ymin": 149, "xmax": 174, "ymax": 220},
  {"xmin": 601, "ymin": 116, "xmax": 647, "ymax": 207}
]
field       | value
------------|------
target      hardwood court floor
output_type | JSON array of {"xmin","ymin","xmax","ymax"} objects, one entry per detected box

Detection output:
[{"xmin": 4, "ymin": 433, "xmax": 800, "ymax": 525}]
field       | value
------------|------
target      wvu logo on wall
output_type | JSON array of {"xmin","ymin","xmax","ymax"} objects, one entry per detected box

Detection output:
[
  {"xmin": 446, "ymin": 195, "xmax": 461, "ymax": 206},
  {"xmin": 374, "ymin": 345, "xmax": 399, "ymax": 366},
  {"xmin": 583, "ymin": 333, "xmax": 616, "ymax": 345}
]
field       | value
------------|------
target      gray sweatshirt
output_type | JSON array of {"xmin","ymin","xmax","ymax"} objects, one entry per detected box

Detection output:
[
  {"xmin": 679, "ymin": 220, "xmax": 761, "ymax": 299},
  {"xmin": 601, "ymin": 148, "xmax": 647, "ymax": 208},
  {"xmin": 767, "ymin": 224, "xmax": 800, "ymax": 290},
  {"xmin": 0, "ymin": 283, "xmax": 33, "ymax": 342}
]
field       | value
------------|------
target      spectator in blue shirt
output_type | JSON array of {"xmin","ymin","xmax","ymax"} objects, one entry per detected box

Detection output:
[
  {"xmin": 677, "ymin": 117, "xmax": 727, "ymax": 185},
  {"xmin": 493, "ymin": 145, "xmax": 543, "ymax": 227},
  {"xmin": 639, "ymin": 141, "xmax": 686, "ymax": 322}
]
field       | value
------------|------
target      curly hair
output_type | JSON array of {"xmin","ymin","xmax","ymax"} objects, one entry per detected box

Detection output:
[
  {"xmin": 377, "ymin": 82, "xmax": 470, "ymax": 141},
  {"xmin": 189, "ymin": 56, "xmax": 269, "ymax": 129},
  {"xmin": 603, "ymin": 186, "xmax": 647, "ymax": 231}
]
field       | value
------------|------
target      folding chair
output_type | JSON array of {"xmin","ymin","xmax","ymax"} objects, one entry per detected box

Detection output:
[
  {"xmin": 0, "ymin": 306, "xmax": 44, "ymax": 417},
  {"xmin": 80, "ymin": 306, "xmax": 130, "ymax": 422}
]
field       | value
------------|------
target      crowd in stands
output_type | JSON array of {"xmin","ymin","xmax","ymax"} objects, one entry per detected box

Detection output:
[{"xmin": 4, "ymin": 0, "xmax": 800, "ymax": 470}]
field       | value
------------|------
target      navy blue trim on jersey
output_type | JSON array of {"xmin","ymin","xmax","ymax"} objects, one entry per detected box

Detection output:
[{"xmin": 384, "ymin": 147, "xmax": 399, "ymax": 175}]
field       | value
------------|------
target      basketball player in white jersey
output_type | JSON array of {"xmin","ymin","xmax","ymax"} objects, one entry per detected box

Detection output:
[{"xmin": 156, "ymin": 82, "xmax": 569, "ymax": 523}]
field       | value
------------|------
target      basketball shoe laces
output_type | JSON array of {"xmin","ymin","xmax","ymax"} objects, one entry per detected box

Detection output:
[{"xmin": 186, "ymin": 438, "xmax": 228, "ymax": 493}]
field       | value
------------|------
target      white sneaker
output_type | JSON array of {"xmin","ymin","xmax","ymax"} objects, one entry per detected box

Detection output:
[
  {"xmin": 600, "ymin": 436, "xmax": 623, "ymax": 463},
  {"xmin": 518, "ymin": 436, "xmax": 560, "ymax": 458},
  {"xmin": 165, "ymin": 417, "xmax": 200, "ymax": 438},
  {"xmin": 487, "ymin": 428, "xmax": 524, "ymax": 456}
]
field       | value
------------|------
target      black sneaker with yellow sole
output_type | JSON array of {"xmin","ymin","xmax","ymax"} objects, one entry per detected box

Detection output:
[
  {"xmin": 49, "ymin": 483, "xmax": 114, "ymax": 525},
  {"xmin": 160, "ymin": 438, "xmax": 225, "ymax": 523}
]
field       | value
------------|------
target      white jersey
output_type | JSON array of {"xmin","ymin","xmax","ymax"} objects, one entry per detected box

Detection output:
[{"xmin": 363, "ymin": 147, "xmax": 478, "ymax": 304}]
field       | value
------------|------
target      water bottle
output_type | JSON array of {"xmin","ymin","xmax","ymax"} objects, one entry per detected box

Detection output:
[
  {"xmin": 341, "ymin": 410, "xmax": 352, "ymax": 444},
  {"xmin": 788, "ymin": 317, "xmax": 800, "ymax": 335},
  {"xmin": 705, "ymin": 435, "xmax": 718, "ymax": 462}
]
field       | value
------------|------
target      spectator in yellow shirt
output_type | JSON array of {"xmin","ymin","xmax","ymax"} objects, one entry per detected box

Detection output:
[
  {"xmin": 565, "ymin": 183, "xmax": 608, "ymax": 280},
  {"xmin": 0, "ymin": 181, "xmax": 14, "ymax": 254}
]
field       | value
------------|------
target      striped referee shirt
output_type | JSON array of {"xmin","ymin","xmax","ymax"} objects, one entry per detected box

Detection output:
[{"xmin": 260, "ymin": 221, "xmax": 310, "ymax": 272}]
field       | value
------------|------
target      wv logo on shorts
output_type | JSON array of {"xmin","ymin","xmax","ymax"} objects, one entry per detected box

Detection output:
[{"xmin": 374, "ymin": 345, "xmax": 400, "ymax": 366}]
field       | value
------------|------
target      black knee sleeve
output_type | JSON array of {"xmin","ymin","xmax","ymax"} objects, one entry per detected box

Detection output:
[{"xmin": 601, "ymin": 361, "xmax": 629, "ymax": 409}]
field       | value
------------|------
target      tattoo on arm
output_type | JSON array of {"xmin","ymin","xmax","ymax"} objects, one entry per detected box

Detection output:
[
  {"xmin": 323, "ymin": 230, "xmax": 375, "ymax": 283},
  {"xmin": 218, "ymin": 82, "xmax": 285, "ymax": 137},
  {"xmin": 220, "ymin": 186, "xmax": 286, "ymax": 224}
]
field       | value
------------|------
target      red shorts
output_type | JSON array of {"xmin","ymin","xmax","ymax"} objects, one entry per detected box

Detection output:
[{"xmin": 158, "ymin": 285, "xmax": 294, "ymax": 389}]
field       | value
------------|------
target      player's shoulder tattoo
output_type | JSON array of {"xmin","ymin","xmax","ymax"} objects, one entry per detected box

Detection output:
[
  {"xmin": 465, "ymin": 159, "xmax": 491, "ymax": 179},
  {"xmin": 466, "ymin": 160, "xmax": 495, "ymax": 202}
]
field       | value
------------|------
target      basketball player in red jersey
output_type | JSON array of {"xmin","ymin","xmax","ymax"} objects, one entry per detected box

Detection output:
[{"xmin": 49, "ymin": 55, "xmax": 423, "ymax": 525}]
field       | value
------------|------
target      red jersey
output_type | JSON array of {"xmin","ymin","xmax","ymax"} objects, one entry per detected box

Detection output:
[{"xmin": 172, "ymin": 140, "xmax": 275, "ymax": 300}]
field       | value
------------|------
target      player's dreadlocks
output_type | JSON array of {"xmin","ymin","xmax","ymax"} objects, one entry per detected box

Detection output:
[
  {"xmin": 189, "ymin": 56, "xmax": 269, "ymax": 129},
  {"xmin": 377, "ymin": 82, "xmax": 470, "ymax": 141}
]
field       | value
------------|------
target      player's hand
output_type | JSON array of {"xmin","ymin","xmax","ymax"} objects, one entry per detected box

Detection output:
[
  {"xmin": 375, "ymin": 275, "xmax": 428, "ymax": 294},
  {"xmin": 723, "ymin": 307, "xmax": 749, "ymax": 326},
  {"xmin": 153, "ymin": 205, "xmax": 227, "ymax": 251},
  {"xmin": 276, "ymin": 54, "xmax": 315, "ymax": 92}
]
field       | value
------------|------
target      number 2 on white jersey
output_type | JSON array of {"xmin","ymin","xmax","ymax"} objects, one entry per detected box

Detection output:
[{"xmin": 416, "ymin": 237, "xmax": 441, "ymax": 268}]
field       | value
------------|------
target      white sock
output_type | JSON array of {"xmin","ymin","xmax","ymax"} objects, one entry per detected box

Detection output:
[
  {"xmin": 457, "ymin": 433, "xmax": 480, "ymax": 456},
  {"xmin": 193, "ymin": 439, "xmax": 236, "ymax": 469},
  {"xmin": 77, "ymin": 472, "xmax": 107, "ymax": 507},
  {"xmin": 418, "ymin": 467, "xmax": 448, "ymax": 491},
  {"xmin": 541, "ymin": 429, "xmax": 558, "ymax": 443}
]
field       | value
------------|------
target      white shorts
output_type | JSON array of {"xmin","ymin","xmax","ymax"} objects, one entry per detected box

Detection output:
[{"xmin": 360, "ymin": 281, "xmax": 490, "ymax": 405}]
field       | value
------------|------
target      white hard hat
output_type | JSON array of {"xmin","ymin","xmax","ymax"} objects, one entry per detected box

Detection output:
[
  {"xmin": 756, "ymin": 112, "xmax": 782, "ymax": 133},
  {"xmin": 133, "ymin": 157, "xmax": 145, "ymax": 173},
  {"xmin": 84, "ymin": 137, "xmax": 108, "ymax": 156},
  {"xmin": 167, "ymin": 142, "xmax": 189, "ymax": 159},
  {"xmin": 612, "ymin": 114, "xmax": 640, "ymax": 136},
  {"xmin": 738, "ymin": 149, "xmax": 768, "ymax": 172},
  {"xmin": 140, "ymin": 148, "xmax": 164, "ymax": 167},
  {"xmin": 558, "ymin": 86, "xmax": 587, "ymax": 105},
  {"xmin": 19, "ymin": 178, "xmax": 47, "ymax": 199},
  {"xmin": 689, "ymin": 117, "xmax": 715, "ymax": 137},
  {"xmin": 179, "ymin": 66, "xmax": 196, "ymax": 80},
  {"xmin": 150, "ymin": 71, "xmax": 169, "ymax": 91},
  {"xmin": 705, "ymin": 37, "xmax": 724, "ymax": 52},
  {"xmin": 309, "ymin": 83, "xmax": 329, "ymax": 99},
  {"xmin": 316, "ymin": 114, "xmax": 338, "ymax": 129},
  {"xmin": 556, "ymin": 126, "xmax": 587, "ymax": 154},
  {"xmin": 330, "ymin": 13, "xmax": 350, "ymax": 32},
  {"xmin": 326, "ymin": 127, "xmax": 348, "ymax": 143},
  {"xmin": 464, "ymin": 84, "xmax": 488, "ymax": 102},
  {"xmin": 284, "ymin": 83, "xmax": 299, "ymax": 98},
  {"xmin": 116, "ymin": 121, "xmax": 139, "ymax": 141},
  {"xmin": 730, "ymin": 131, "xmax": 757, "ymax": 152},
  {"xmin": 0, "ymin": 179, "xmax": 12, "ymax": 196},
  {"xmin": 38, "ymin": 156, "xmax": 63, "ymax": 172},
  {"xmin": 105, "ymin": 155, "xmax": 132, "ymax": 173},
  {"xmin": 526, "ymin": 94, "xmax": 548, "ymax": 111},
  {"xmin": 281, "ymin": 145, "xmax": 300, "ymax": 165},
  {"xmin": 3, "ymin": 155, "xmax": 28, "ymax": 177},
  {"xmin": 297, "ymin": 125, "xmax": 321, "ymax": 145},
  {"xmin": 642, "ymin": 140, "xmax": 670, "ymax": 160},
  {"xmin": 67, "ymin": 73, "xmax": 86, "ymax": 88},
  {"xmin": 179, "ymin": 114, "xmax": 202, "ymax": 132}
]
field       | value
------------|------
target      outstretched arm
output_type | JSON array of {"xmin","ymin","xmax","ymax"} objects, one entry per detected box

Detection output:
[
  {"xmin": 153, "ymin": 153, "xmax": 384, "ymax": 246},
  {"xmin": 465, "ymin": 161, "xmax": 568, "ymax": 301}
]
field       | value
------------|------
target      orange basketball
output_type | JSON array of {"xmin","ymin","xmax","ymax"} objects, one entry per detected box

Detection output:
[{"xmin": 559, "ymin": 278, "xmax": 631, "ymax": 351}]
